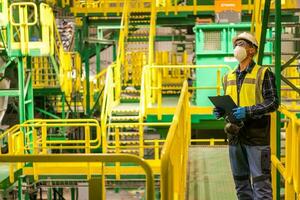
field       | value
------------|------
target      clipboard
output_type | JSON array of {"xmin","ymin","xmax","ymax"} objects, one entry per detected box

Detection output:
[{"xmin": 208, "ymin": 95, "xmax": 238, "ymax": 121}]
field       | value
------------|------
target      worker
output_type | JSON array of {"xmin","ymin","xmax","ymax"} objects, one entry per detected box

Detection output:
[{"xmin": 213, "ymin": 32, "xmax": 279, "ymax": 200}]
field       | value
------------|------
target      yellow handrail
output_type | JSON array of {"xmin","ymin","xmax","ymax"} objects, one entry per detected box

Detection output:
[
  {"xmin": 140, "ymin": 64, "xmax": 231, "ymax": 119},
  {"xmin": 100, "ymin": 64, "xmax": 117, "ymax": 153},
  {"xmin": 271, "ymin": 106, "xmax": 300, "ymax": 198},
  {"xmin": 115, "ymin": 0, "xmax": 130, "ymax": 101},
  {"xmin": 71, "ymin": 0, "xmax": 257, "ymax": 16},
  {"xmin": 160, "ymin": 81, "xmax": 191, "ymax": 200},
  {"xmin": 70, "ymin": 0, "xmax": 295, "ymax": 15},
  {"xmin": 0, "ymin": 119, "xmax": 101, "ymax": 182},
  {"xmin": 148, "ymin": 0, "xmax": 156, "ymax": 65},
  {"xmin": 83, "ymin": 68, "xmax": 107, "ymax": 111},
  {"xmin": 8, "ymin": 2, "xmax": 55, "ymax": 56},
  {"xmin": 0, "ymin": 154, "xmax": 155, "ymax": 200},
  {"xmin": 0, "ymin": 119, "xmax": 101, "ymax": 151},
  {"xmin": 9, "ymin": 2, "xmax": 38, "ymax": 55}
]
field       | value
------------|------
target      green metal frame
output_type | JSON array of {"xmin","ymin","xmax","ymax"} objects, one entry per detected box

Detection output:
[
  {"xmin": 16, "ymin": 57, "xmax": 34, "ymax": 124},
  {"xmin": 258, "ymin": 0, "xmax": 281, "ymax": 199},
  {"xmin": 274, "ymin": 0, "xmax": 281, "ymax": 199}
]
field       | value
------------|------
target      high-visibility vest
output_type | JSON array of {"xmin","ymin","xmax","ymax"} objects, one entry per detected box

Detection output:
[{"xmin": 223, "ymin": 64, "xmax": 268, "ymax": 106}]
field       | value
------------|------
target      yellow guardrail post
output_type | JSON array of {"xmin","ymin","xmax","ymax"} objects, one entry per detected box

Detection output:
[
  {"xmin": 41, "ymin": 122, "xmax": 47, "ymax": 154},
  {"xmin": 161, "ymin": 81, "xmax": 190, "ymax": 200},
  {"xmin": 270, "ymin": 106, "xmax": 300, "ymax": 198},
  {"xmin": 270, "ymin": 111, "xmax": 278, "ymax": 199},
  {"xmin": 143, "ymin": 65, "xmax": 231, "ymax": 114},
  {"xmin": 148, "ymin": 0, "xmax": 156, "ymax": 65},
  {"xmin": 32, "ymin": 127, "xmax": 39, "ymax": 181},
  {"xmin": 10, "ymin": 2, "xmax": 38, "ymax": 55},
  {"xmin": 154, "ymin": 139, "xmax": 159, "ymax": 160},
  {"xmin": 40, "ymin": 3, "xmax": 54, "ymax": 56},
  {"xmin": 115, "ymin": 128, "xmax": 121, "ymax": 180},
  {"xmin": 85, "ymin": 125, "xmax": 91, "ymax": 153},
  {"xmin": 157, "ymin": 67, "xmax": 162, "ymax": 120}
]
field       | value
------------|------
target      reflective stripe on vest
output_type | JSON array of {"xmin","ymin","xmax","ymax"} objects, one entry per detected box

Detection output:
[{"xmin": 223, "ymin": 65, "xmax": 268, "ymax": 106}]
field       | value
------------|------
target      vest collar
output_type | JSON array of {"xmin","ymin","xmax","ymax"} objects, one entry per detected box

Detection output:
[{"xmin": 232, "ymin": 60, "xmax": 256, "ymax": 74}]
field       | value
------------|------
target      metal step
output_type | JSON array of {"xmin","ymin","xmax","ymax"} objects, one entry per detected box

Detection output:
[
  {"xmin": 107, "ymin": 123, "xmax": 139, "ymax": 128},
  {"xmin": 130, "ymin": 16, "xmax": 150, "ymax": 19},
  {"xmin": 111, "ymin": 108, "xmax": 139, "ymax": 115},
  {"xmin": 281, "ymin": 88, "xmax": 300, "ymax": 91},
  {"xmin": 108, "ymin": 132, "xmax": 139, "ymax": 136},
  {"xmin": 129, "ymin": 31, "xmax": 149, "ymax": 35},
  {"xmin": 107, "ymin": 149, "xmax": 139, "ymax": 154},
  {"xmin": 264, "ymin": 52, "xmax": 300, "ymax": 56},
  {"xmin": 129, "ymin": 25, "xmax": 149, "ymax": 28},
  {"xmin": 130, "ymin": 19, "xmax": 150, "ymax": 23},
  {"xmin": 108, "ymin": 140, "xmax": 140, "ymax": 145},
  {"xmin": 126, "ymin": 41, "xmax": 148, "ymax": 45},
  {"xmin": 120, "ymin": 96, "xmax": 140, "ymax": 101},
  {"xmin": 127, "ymin": 36, "xmax": 149, "ymax": 39},
  {"xmin": 281, "ymin": 98, "xmax": 300, "ymax": 102},
  {"xmin": 162, "ymin": 90, "xmax": 181, "ymax": 94},
  {"xmin": 267, "ymin": 38, "xmax": 300, "ymax": 42},
  {"xmin": 262, "ymin": 64, "xmax": 299, "ymax": 68},
  {"xmin": 110, "ymin": 116, "xmax": 140, "ymax": 121},
  {"xmin": 284, "ymin": 77, "xmax": 300, "ymax": 80},
  {"xmin": 286, "ymin": 109, "xmax": 300, "ymax": 112},
  {"xmin": 121, "ymin": 89, "xmax": 140, "ymax": 94},
  {"xmin": 268, "ymin": 22, "xmax": 300, "ymax": 28}
]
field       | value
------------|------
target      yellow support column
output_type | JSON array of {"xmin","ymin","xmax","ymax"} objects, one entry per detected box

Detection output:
[
  {"xmin": 157, "ymin": 68, "xmax": 162, "ymax": 120},
  {"xmin": 115, "ymin": 128, "xmax": 121, "ymax": 180},
  {"xmin": 270, "ymin": 112, "xmax": 278, "ymax": 199}
]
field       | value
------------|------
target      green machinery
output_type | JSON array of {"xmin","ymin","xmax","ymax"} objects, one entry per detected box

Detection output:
[{"xmin": 193, "ymin": 23, "xmax": 273, "ymax": 107}]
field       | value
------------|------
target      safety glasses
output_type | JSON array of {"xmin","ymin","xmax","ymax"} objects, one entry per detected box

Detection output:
[{"xmin": 233, "ymin": 40, "xmax": 253, "ymax": 48}]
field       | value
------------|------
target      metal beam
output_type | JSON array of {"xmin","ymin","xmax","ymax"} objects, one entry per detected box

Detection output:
[
  {"xmin": 0, "ymin": 57, "xmax": 17, "ymax": 73},
  {"xmin": 281, "ymin": 52, "xmax": 300, "ymax": 71},
  {"xmin": 281, "ymin": 76, "xmax": 300, "ymax": 94},
  {"xmin": 0, "ymin": 89, "xmax": 19, "ymax": 96},
  {"xmin": 84, "ymin": 38, "xmax": 115, "ymax": 45},
  {"xmin": 35, "ymin": 107, "xmax": 61, "ymax": 119},
  {"xmin": 274, "ymin": 0, "xmax": 281, "ymax": 199}
]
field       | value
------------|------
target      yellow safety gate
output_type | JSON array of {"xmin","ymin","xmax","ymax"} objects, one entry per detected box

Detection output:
[
  {"xmin": 161, "ymin": 81, "xmax": 191, "ymax": 200},
  {"xmin": 271, "ymin": 106, "xmax": 300, "ymax": 199}
]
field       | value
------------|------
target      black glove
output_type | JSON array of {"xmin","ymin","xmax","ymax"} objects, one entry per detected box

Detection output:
[{"xmin": 213, "ymin": 107, "xmax": 225, "ymax": 119}]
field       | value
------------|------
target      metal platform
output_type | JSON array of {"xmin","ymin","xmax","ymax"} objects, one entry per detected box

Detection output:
[{"xmin": 187, "ymin": 146, "xmax": 237, "ymax": 200}]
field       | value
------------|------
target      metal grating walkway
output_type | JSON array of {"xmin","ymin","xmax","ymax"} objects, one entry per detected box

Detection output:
[{"xmin": 187, "ymin": 146, "xmax": 237, "ymax": 200}]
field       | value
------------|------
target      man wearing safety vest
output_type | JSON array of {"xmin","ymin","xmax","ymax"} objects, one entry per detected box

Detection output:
[{"xmin": 213, "ymin": 32, "xmax": 279, "ymax": 199}]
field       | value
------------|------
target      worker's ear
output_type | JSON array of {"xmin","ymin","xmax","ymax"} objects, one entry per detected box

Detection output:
[{"xmin": 249, "ymin": 47, "xmax": 256, "ymax": 56}]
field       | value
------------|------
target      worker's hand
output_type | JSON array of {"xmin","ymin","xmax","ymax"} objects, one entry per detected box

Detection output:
[
  {"xmin": 213, "ymin": 107, "xmax": 225, "ymax": 119},
  {"xmin": 232, "ymin": 107, "xmax": 246, "ymax": 121}
]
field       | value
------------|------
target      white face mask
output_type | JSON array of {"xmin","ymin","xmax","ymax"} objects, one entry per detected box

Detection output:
[{"xmin": 233, "ymin": 46, "xmax": 247, "ymax": 63}]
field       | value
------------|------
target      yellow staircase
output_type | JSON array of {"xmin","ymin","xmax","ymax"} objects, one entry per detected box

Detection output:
[
  {"xmin": 123, "ymin": 11, "xmax": 151, "ymax": 87},
  {"xmin": 102, "ymin": 0, "xmax": 157, "ymax": 157},
  {"xmin": 31, "ymin": 14, "xmax": 84, "ymax": 114}
]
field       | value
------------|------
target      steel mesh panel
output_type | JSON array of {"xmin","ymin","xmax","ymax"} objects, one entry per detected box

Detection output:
[
  {"xmin": 187, "ymin": 146, "xmax": 237, "ymax": 200},
  {"xmin": 203, "ymin": 31, "xmax": 222, "ymax": 51}
]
